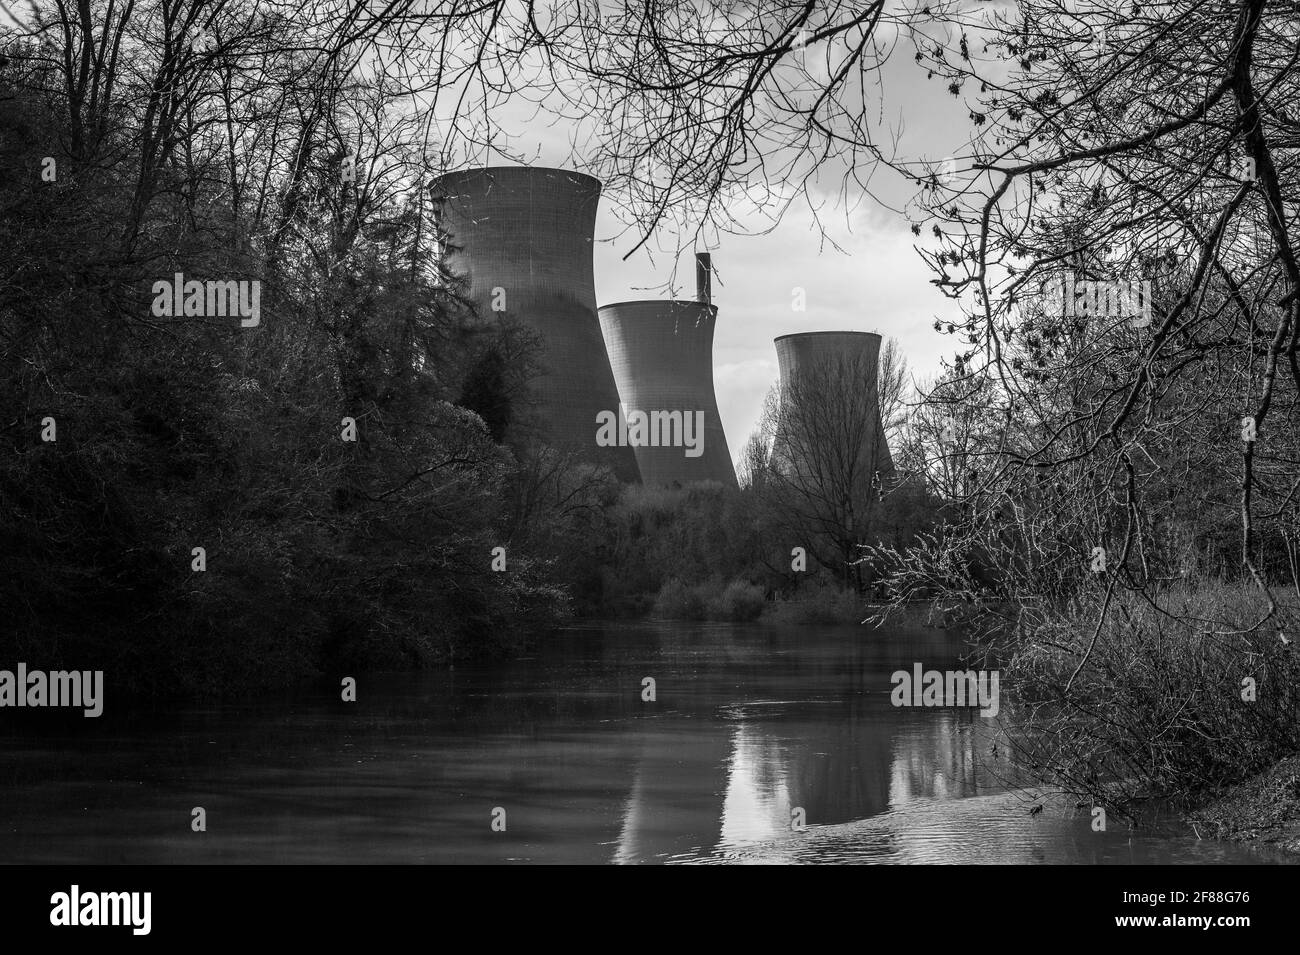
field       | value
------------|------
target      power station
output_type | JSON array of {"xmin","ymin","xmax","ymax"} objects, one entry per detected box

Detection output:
[
  {"xmin": 432, "ymin": 165, "xmax": 893, "ymax": 490},
  {"xmin": 771, "ymin": 331, "xmax": 894, "ymax": 479},
  {"xmin": 598, "ymin": 253, "xmax": 737, "ymax": 488},
  {"xmin": 431, "ymin": 166, "xmax": 640, "ymax": 482}
]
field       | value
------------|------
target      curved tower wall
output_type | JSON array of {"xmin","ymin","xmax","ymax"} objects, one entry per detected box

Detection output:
[
  {"xmin": 598, "ymin": 300, "xmax": 737, "ymax": 488},
  {"xmin": 772, "ymin": 331, "xmax": 895, "ymax": 476},
  {"xmin": 431, "ymin": 166, "xmax": 639, "ymax": 482}
]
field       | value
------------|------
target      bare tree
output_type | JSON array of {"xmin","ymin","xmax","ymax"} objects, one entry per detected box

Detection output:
[
  {"xmin": 862, "ymin": 0, "xmax": 1300, "ymax": 813},
  {"xmin": 540, "ymin": 0, "xmax": 913, "ymax": 266}
]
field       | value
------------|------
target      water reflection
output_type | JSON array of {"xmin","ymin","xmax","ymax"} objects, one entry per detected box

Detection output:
[{"xmin": 0, "ymin": 621, "xmax": 1285, "ymax": 864}]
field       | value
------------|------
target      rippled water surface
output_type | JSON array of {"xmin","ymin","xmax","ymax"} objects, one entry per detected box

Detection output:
[{"xmin": 0, "ymin": 622, "xmax": 1285, "ymax": 863}]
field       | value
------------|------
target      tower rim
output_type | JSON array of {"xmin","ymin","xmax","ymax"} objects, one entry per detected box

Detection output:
[
  {"xmin": 774, "ymin": 330, "xmax": 883, "ymax": 343},
  {"xmin": 429, "ymin": 165, "xmax": 602, "ymax": 190},
  {"xmin": 599, "ymin": 299, "xmax": 718, "ymax": 314}
]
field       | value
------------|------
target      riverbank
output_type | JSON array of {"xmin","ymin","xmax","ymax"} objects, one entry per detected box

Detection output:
[{"xmin": 1189, "ymin": 755, "xmax": 1300, "ymax": 856}]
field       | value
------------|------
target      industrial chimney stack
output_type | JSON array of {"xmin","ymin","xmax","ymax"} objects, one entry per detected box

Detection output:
[{"xmin": 695, "ymin": 252, "xmax": 712, "ymax": 306}]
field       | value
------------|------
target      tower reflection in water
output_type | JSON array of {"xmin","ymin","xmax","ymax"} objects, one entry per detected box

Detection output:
[{"xmin": 612, "ymin": 672, "xmax": 999, "ymax": 863}]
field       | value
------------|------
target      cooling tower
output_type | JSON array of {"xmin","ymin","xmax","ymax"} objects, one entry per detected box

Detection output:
[
  {"xmin": 431, "ymin": 166, "xmax": 639, "ymax": 482},
  {"xmin": 598, "ymin": 296, "xmax": 737, "ymax": 489},
  {"xmin": 771, "ymin": 331, "xmax": 895, "ymax": 477}
]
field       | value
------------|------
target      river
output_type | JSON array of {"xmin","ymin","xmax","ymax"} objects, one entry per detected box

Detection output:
[{"xmin": 0, "ymin": 621, "xmax": 1285, "ymax": 864}]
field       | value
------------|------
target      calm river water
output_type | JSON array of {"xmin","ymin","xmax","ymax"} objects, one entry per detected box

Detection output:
[{"xmin": 0, "ymin": 621, "xmax": 1285, "ymax": 864}]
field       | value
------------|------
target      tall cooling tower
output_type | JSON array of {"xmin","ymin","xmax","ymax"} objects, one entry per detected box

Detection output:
[
  {"xmin": 431, "ymin": 166, "xmax": 639, "ymax": 482},
  {"xmin": 772, "ymin": 331, "xmax": 895, "ymax": 476},
  {"xmin": 599, "ymin": 259, "xmax": 736, "ymax": 487}
]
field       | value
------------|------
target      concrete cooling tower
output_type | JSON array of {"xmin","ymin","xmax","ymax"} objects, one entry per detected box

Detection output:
[
  {"xmin": 598, "ymin": 254, "xmax": 737, "ymax": 488},
  {"xmin": 431, "ymin": 166, "xmax": 639, "ymax": 482},
  {"xmin": 771, "ymin": 331, "xmax": 895, "ymax": 477}
]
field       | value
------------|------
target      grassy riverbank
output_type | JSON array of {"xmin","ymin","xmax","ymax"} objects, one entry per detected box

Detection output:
[{"xmin": 1189, "ymin": 755, "xmax": 1300, "ymax": 855}]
